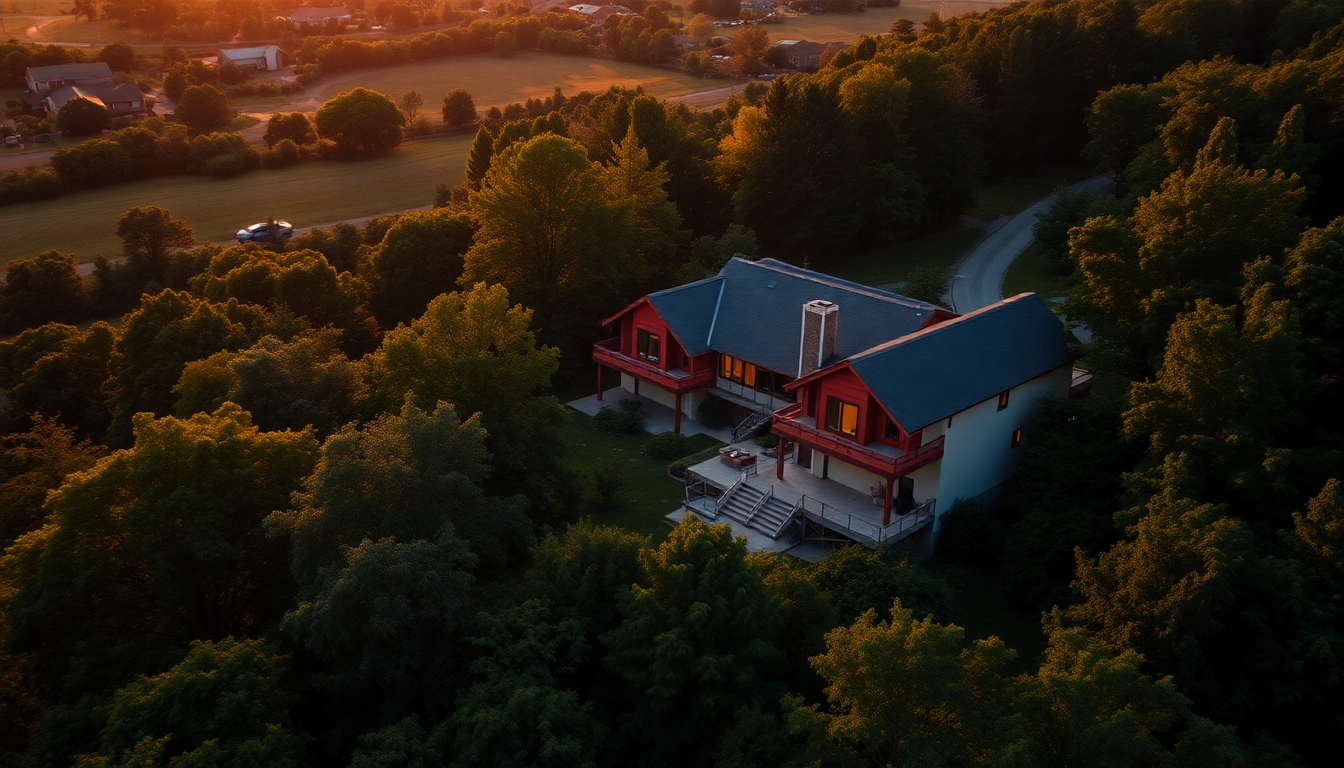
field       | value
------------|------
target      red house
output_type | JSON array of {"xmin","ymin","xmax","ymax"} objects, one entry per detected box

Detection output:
[{"xmin": 594, "ymin": 258, "xmax": 1084, "ymax": 547}]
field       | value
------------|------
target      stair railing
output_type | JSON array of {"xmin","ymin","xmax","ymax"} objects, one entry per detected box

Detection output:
[{"xmin": 743, "ymin": 484, "xmax": 774, "ymax": 527}]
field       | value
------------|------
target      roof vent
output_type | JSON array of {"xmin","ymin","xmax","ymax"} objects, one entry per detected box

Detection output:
[{"xmin": 767, "ymin": 280, "xmax": 777, "ymax": 289}]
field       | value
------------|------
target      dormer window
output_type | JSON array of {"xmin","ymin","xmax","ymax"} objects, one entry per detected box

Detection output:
[
  {"xmin": 637, "ymin": 329, "xmax": 660, "ymax": 362},
  {"xmin": 825, "ymin": 397, "xmax": 859, "ymax": 437}
]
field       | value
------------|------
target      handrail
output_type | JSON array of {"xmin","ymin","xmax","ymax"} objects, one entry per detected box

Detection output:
[
  {"xmin": 592, "ymin": 339, "xmax": 715, "ymax": 390},
  {"xmin": 772, "ymin": 496, "xmax": 804, "ymax": 539},
  {"xmin": 743, "ymin": 484, "xmax": 774, "ymax": 526},
  {"xmin": 773, "ymin": 403, "xmax": 945, "ymax": 474},
  {"xmin": 876, "ymin": 498, "xmax": 936, "ymax": 543},
  {"xmin": 714, "ymin": 469, "xmax": 749, "ymax": 515},
  {"xmin": 731, "ymin": 404, "xmax": 774, "ymax": 444}
]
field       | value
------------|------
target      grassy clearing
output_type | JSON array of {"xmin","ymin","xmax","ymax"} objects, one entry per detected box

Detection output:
[
  {"xmin": 1002, "ymin": 242, "xmax": 1072, "ymax": 303},
  {"xmin": 32, "ymin": 17, "xmax": 154, "ymax": 43},
  {"xmin": 316, "ymin": 52, "xmax": 718, "ymax": 111},
  {"xmin": 562, "ymin": 409, "xmax": 722, "ymax": 542},
  {"xmin": 2, "ymin": 133, "xmax": 472, "ymax": 263},
  {"xmin": 969, "ymin": 177, "xmax": 1059, "ymax": 220},
  {"xmin": 827, "ymin": 227, "xmax": 984, "ymax": 289},
  {"xmin": 224, "ymin": 114, "xmax": 260, "ymax": 132},
  {"xmin": 723, "ymin": 3, "xmax": 1008, "ymax": 43}
]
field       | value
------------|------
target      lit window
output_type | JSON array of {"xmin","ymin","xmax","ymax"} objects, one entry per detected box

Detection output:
[
  {"xmin": 826, "ymin": 397, "xmax": 859, "ymax": 437},
  {"xmin": 1011, "ymin": 428, "xmax": 1022, "ymax": 448},
  {"xmin": 720, "ymin": 354, "xmax": 733, "ymax": 378},
  {"xmin": 637, "ymin": 329, "xmax": 660, "ymax": 362},
  {"xmin": 998, "ymin": 390, "xmax": 1011, "ymax": 411}
]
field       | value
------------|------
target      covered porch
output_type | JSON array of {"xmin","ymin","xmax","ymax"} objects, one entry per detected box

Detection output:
[{"xmin": 567, "ymin": 386, "xmax": 734, "ymax": 443}]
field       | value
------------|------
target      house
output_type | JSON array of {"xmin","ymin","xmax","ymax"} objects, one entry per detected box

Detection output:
[
  {"xmin": 592, "ymin": 258, "xmax": 1087, "ymax": 549},
  {"xmin": 219, "ymin": 45, "xmax": 287, "ymax": 72},
  {"xmin": 44, "ymin": 83, "xmax": 146, "ymax": 119},
  {"xmin": 568, "ymin": 4, "xmax": 637, "ymax": 22},
  {"xmin": 24, "ymin": 62, "xmax": 114, "ymax": 97},
  {"xmin": 277, "ymin": 5, "xmax": 353, "ymax": 29},
  {"xmin": 772, "ymin": 39, "xmax": 838, "ymax": 71}
]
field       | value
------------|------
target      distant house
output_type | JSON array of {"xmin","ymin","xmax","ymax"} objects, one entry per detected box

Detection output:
[
  {"xmin": 594, "ymin": 258, "xmax": 1088, "ymax": 548},
  {"xmin": 277, "ymin": 5, "xmax": 353, "ymax": 29},
  {"xmin": 25, "ymin": 62, "xmax": 114, "ymax": 97},
  {"xmin": 773, "ymin": 39, "xmax": 839, "ymax": 71},
  {"xmin": 568, "ymin": 4, "xmax": 637, "ymax": 22},
  {"xmin": 44, "ymin": 83, "xmax": 146, "ymax": 118},
  {"xmin": 219, "ymin": 45, "xmax": 287, "ymax": 71}
]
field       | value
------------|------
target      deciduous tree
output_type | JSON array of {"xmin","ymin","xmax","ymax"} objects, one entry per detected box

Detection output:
[
  {"xmin": 316, "ymin": 88, "xmax": 406, "ymax": 156},
  {"xmin": 174, "ymin": 83, "xmax": 231, "ymax": 134},
  {"xmin": 0, "ymin": 251, "xmax": 86, "ymax": 333},
  {"xmin": 55, "ymin": 97, "xmax": 110, "ymax": 137},
  {"xmin": 360, "ymin": 209, "xmax": 474, "ymax": 327},
  {"xmin": 442, "ymin": 89, "xmax": 477, "ymax": 127}
]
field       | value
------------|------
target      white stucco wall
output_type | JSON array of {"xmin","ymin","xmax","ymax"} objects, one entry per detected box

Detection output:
[
  {"xmin": 931, "ymin": 364, "xmax": 1073, "ymax": 530},
  {"xmin": 811, "ymin": 451, "xmax": 883, "ymax": 496},
  {"xmin": 619, "ymin": 374, "xmax": 705, "ymax": 421}
]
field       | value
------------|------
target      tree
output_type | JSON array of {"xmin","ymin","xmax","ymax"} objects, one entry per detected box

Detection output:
[
  {"xmin": 442, "ymin": 89, "xmax": 477, "ymax": 127},
  {"xmin": 494, "ymin": 31, "xmax": 516, "ymax": 57},
  {"xmin": 728, "ymin": 24, "xmax": 770, "ymax": 75},
  {"xmin": 55, "ymin": 97, "xmax": 110, "ymax": 136},
  {"xmin": 0, "ymin": 416, "xmax": 106, "ymax": 548},
  {"xmin": 0, "ymin": 251, "xmax": 86, "ymax": 333},
  {"xmin": 316, "ymin": 88, "xmax": 406, "ymax": 156},
  {"xmin": 2, "ymin": 404, "xmax": 319, "ymax": 699},
  {"xmin": 263, "ymin": 112, "xmax": 316, "ymax": 148},
  {"xmin": 602, "ymin": 517, "xmax": 785, "ymax": 765},
  {"xmin": 1032, "ymin": 186, "xmax": 1099, "ymax": 274},
  {"xmin": 807, "ymin": 544, "xmax": 952, "ymax": 624},
  {"xmin": 362, "ymin": 284, "xmax": 573, "ymax": 519},
  {"xmin": 80, "ymin": 638, "xmax": 309, "ymax": 767},
  {"xmin": 687, "ymin": 13, "xmax": 715, "ymax": 46},
  {"xmin": 0, "ymin": 321, "xmax": 116, "ymax": 438},
  {"xmin": 360, "ymin": 209, "xmax": 475, "ymax": 327},
  {"xmin": 601, "ymin": 126, "xmax": 683, "ymax": 279},
  {"xmin": 174, "ymin": 83, "xmax": 231, "ymax": 134},
  {"xmin": 400, "ymin": 90, "xmax": 424, "ymax": 121},
  {"xmin": 351, "ymin": 718, "xmax": 444, "ymax": 768},
  {"xmin": 115, "ymin": 205, "xmax": 195, "ymax": 285},
  {"xmin": 462, "ymin": 134, "xmax": 634, "ymax": 350}
]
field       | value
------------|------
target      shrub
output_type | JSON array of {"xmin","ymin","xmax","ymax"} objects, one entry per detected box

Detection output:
[
  {"xmin": 51, "ymin": 139, "xmax": 132, "ymax": 187},
  {"xmin": 754, "ymin": 434, "xmax": 779, "ymax": 449},
  {"xmin": 669, "ymin": 459, "xmax": 690, "ymax": 479},
  {"xmin": 0, "ymin": 167, "xmax": 65, "ymax": 206},
  {"xmin": 588, "ymin": 460, "xmax": 624, "ymax": 506},
  {"xmin": 261, "ymin": 138, "xmax": 301, "ymax": 169},
  {"xmin": 644, "ymin": 431, "xmax": 692, "ymax": 460},
  {"xmin": 203, "ymin": 152, "xmax": 250, "ymax": 178},
  {"xmin": 697, "ymin": 395, "xmax": 735, "ymax": 430},
  {"xmin": 592, "ymin": 399, "xmax": 644, "ymax": 435}
]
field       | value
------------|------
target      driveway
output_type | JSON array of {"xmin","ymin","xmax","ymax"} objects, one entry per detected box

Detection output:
[{"xmin": 950, "ymin": 174, "xmax": 1114, "ymax": 313}]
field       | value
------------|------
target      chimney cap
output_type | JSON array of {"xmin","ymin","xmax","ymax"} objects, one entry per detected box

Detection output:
[{"xmin": 805, "ymin": 299, "xmax": 837, "ymax": 309}]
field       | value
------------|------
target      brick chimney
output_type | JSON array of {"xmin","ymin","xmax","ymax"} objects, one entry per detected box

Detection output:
[{"xmin": 798, "ymin": 300, "xmax": 838, "ymax": 378}]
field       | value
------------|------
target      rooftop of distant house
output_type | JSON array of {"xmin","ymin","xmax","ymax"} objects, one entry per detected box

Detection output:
[{"xmin": 26, "ymin": 62, "xmax": 113, "ymax": 82}]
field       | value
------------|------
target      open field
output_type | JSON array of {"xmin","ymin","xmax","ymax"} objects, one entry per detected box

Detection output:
[
  {"xmin": 315, "ymin": 52, "xmax": 721, "ymax": 111},
  {"xmin": 726, "ymin": 3, "xmax": 1009, "ymax": 44},
  {"xmin": 562, "ymin": 410, "xmax": 723, "ymax": 542},
  {"xmin": 30, "ymin": 17, "xmax": 155, "ymax": 43},
  {"xmin": 1, "ymin": 133, "xmax": 472, "ymax": 262}
]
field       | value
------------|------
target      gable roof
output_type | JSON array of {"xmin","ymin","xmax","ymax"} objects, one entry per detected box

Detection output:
[
  {"xmin": 220, "ymin": 45, "xmax": 280, "ymax": 61},
  {"xmin": 285, "ymin": 5, "xmax": 350, "ymax": 21},
  {"xmin": 646, "ymin": 257, "xmax": 939, "ymax": 376},
  {"xmin": 46, "ymin": 83, "xmax": 142, "ymax": 111},
  {"xmin": 27, "ymin": 62, "xmax": 112, "ymax": 82},
  {"xmin": 846, "ymin": 293, "xmax": 1074, "ymax": 430}
]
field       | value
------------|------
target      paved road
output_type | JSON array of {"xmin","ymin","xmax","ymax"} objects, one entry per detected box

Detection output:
[{"xmin": 950, "ymin": 174, "xmax": 1114, "ymax": 313}]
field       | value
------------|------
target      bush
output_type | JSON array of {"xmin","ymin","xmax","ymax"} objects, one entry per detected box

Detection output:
[
  {"xmin": 934, "ymin": 500, "xmax": 1005, "ymax": 566},
  {"xmin": 203, "ymin": 152, "xmax": 250, "ymax": 178},
  {"xmin": 588, "ymin": 460, "xmax": 624, "ymax": 507},
  {"xmin": 261, "ymin": 138, "xmax": 301, "ymax": 169},
  {"xmin": 669, "ymin": 459, "xmax": 690, "ymax": 479},
  {"xmin": 644, "ymin": 431, "xmax": 692, "ymax": 460},
  {"xmin": 51, "ymin": 139, "xmax": 132, "ymax": 187},
  {"xmin": 697, "ymin": 395, "xmax": 735, "ymax": 430},
  {"xmin": 754, "ymin": 434, "xmax": 779, "ymax": 449},
  {"xmin": 0, "ymin": 167, "xmax": 65, "ymax": 206},
  {"xmin": 592, "ymin": 399, "xmax": 645, "ymax": 435}
]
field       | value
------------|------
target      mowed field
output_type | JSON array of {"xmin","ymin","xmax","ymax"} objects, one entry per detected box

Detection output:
[
  {"xmin": 315, "ymin": 52, "xmax": 719, "ymax": 111},
  {"xmin": 729, "ymin": 3, "xmax": 1010, "ymax": 43},
  {"xmin": 1, "ymin": 134, "xmax": 473, "ymax": 263}
]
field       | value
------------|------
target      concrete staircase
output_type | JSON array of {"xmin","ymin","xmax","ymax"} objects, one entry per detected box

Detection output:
[{"xmin": 716, "ymin": 481, "xmax": 798, "ymax": 538}]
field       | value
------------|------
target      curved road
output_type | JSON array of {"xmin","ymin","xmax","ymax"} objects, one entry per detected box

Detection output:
[{"xmin": 950, "ymin": 174, "xmax": 1114, "ymax": 313}]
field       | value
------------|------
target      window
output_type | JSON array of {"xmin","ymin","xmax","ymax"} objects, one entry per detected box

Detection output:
[
  {"xmin": 1011, "ymin": 428, "xmax": 1022, "ymax": 448},
  {"xmin": 997, "ymin": 390, "xmax": 1011, "ymax": 411},
  {"xmin": 637, "ymin": 329, "xmax": 659, "ymax": 362},
  {"xmin": 825, "ymin": 397, "xmax": 859, "ymax": 437},
  {"xmin": 719, "ymin": 354, "xmax": 757, "ymax": 386},
  {"xmin": 885, "ymin": 419, "xmax": 901, "ymax": 441}
]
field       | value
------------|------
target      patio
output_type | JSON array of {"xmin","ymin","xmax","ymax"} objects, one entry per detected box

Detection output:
[{"xmin": 567, "ymin": 387, "xmax": 734, "ymax": 443}]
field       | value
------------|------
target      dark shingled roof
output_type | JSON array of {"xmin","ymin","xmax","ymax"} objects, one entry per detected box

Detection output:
[
  {"xmin": 27, "ymin": 62, "xmax": 112, "ymax": 82},
  {"xmin": 648, "ymin": 258, "xmax": 938, "ymax": 376},
  {"xmin": 848, "ymin": 293, "xmax": 1074, "ymax": 430}
]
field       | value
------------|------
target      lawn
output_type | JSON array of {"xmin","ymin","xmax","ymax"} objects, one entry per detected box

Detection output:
[
  {"xmin": 724, "ymin": 3, "xmax": 1009, "ymax": 43},
  {"xmin": 827, "ymin": 227, "xmax": 985, "ymax": 289},
  {"xmin": 2, "ymin": 133, "xmax": 472, "ymax": 263},
  {"xmin": 316, "ymin": 52, "xmax": 719, "ymax": 111},
  {"xmin": 968, "ymin": 177, "xmax": 1060, "ymax": 221},
  {"xmin": 30, "ymin": 17, "xmax": 155, "ymax": 44},
  {"xmin": 1002, "ymin": 242, "xmax": 1072, "ymax": 303},
  {"xmin": 562, "ymin": 410, "xmax": 723, "ymax": 542}
]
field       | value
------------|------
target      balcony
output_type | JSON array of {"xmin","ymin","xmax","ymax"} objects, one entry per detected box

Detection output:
[
  {"xmin": 593, "ymin": 338, "xmax": 714, "ymax": 394},
  {"xmin": 772, "ymin": 402, "xmax": 944, "ymax": 478}
]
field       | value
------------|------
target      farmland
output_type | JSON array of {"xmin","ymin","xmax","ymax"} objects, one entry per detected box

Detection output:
[
  {"xmin": 728, "ymin": 3, "xmax": 1010, "ymax": 44},
  {"xmin": 1, "ymin": 133, "xmax": 473, "ymax": 262}
]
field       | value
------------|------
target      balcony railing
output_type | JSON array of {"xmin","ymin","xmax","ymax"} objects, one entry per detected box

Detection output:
[
  {"xmin": 593, "ymin": 338, "xmax": 714, "ymax": 393},
  {"xmin": 801, "ymin": 496, "xmax": 936, "ymax": 546},
  {"xmin": 772, "ymin": 402, "xmax": 945, "ymax": 478}
]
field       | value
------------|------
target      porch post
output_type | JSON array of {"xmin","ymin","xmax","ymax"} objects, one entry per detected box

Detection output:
[
  {"xmin": 882, "ymin": 478, "xmax": 894, "ymax": 526},
  {"xmin": 596, "ymin": 362, "xmax": 603, "ymax": 401},
  {"xmin": 776, "ymin": 441, "xmax": 786, "ymax": 479},
  {"xmin": 673, "ymin": 392, "xmax": 682, "ymax": 434}
]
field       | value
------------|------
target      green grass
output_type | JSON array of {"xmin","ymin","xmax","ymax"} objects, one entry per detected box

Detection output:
[
  {"xmin": 562, "ymin": 410, "xmax": 723, "ymax": 542},
  {"xmin": 2, "ymin": 133, "xmax": 473, "ymax": 263},
  {"xmin": 827, "ymin": 227, "xmax": 984, "ymax": 288},
  {"xmin": 316, "ymin": 51, "xmax": 719, "ymax": 111},
  {"xmin": 968, "ymin": 177, "xmax": 1059, "ymax": 221},
  {"xmin": 724, "ymin": 3, "xmax": 1008, "ymax": 43},
  {"xmin": 225, "ymin": 115, "xmax": 260, "ymax": 132},
  {"xmin": 1002, "ymin": 242, "xmax": 1072, "ymax": 303}
]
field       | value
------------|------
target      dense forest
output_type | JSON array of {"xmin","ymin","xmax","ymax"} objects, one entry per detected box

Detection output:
[{"xmin": 3, "ymin": 0, "xmax": 1344, "ymax": 765}]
